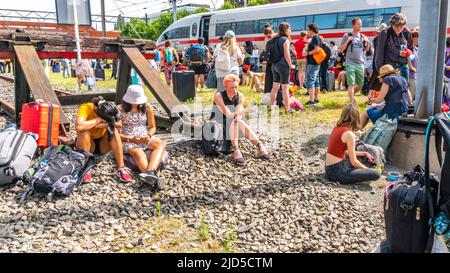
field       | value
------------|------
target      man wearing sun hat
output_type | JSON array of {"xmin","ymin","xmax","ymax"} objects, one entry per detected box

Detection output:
[{"xmin": 360, "ymin": 64, "xmax": 413, "ymax": 129}]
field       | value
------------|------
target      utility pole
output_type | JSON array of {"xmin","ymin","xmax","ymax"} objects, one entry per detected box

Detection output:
[
  {"xmin": 144, "ymin": 8, "xmax": 148, "ymax": 26},
  {"xmin": 172, "ymin": 0, "xmax": 177, "ymax": 23},
  {"xmin": 72, "ymin": 0, "xmax": 81, "ymax": 62},
  {"xmin": 101, "ymin": 0, "xmax": 106, "ymax": 37},
  {"xmin": 415, "ymin": 0, "xmax": 448, "ymax": 118}
]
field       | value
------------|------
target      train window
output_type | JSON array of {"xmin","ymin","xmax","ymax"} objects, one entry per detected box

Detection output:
[
  {"xmin": 236, "ymin": 20, "xmax": 255, "ymax": 35},
  {"xmin": 314, "ymin": 13, "xmax": 337, "ymax": 30},
  {"xmin": 305, "ymin": 15, "xmax": 314, "ymax": 27},
  {"xmin": 383, "ymin": 7, "xmax": 401, "ymax": 14},
  {"xmin": 216, "ymin": 23, "xmax": 232, "ymax": 36},
  {"xmin": 192, "ymin": 23, "xmax": 198, "ymax": 37},
  {"xmin": 337, "ymin": 12, "xmax": 347, "ymax": 29},
  {"xmin": 285, "ymin": 16, "xmax": 305, "ymax": 31}
]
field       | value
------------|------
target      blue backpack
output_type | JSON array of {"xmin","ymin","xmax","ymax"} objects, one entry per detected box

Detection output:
[
  {"xmin": 189, "ymin": 44, "xmax": 206, "ymax": 63},
  {"xmin": 164, "ymin": 47, "xmax": 174, "ymax": 63}
]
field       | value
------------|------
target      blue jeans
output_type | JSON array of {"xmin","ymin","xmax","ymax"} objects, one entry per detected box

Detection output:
[
  {"xmin": 253, "ymin": 57, "xmax": 260, "ymax": 72},
  {"xmin": 305, "ymin": 64, "xmax": 321, "ymax": 89}
]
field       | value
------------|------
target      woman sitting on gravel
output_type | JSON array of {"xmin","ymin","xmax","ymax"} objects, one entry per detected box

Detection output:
[
  {"xmin": 325, "ymin": 104, "xmax": 381, "ymax": 184},
  {"xmin": 211, "ymin": 74, "xmax": 271, "ymax": 165},
  {"xmin": 360, "ymin": 64, "xmax": 413, "ymax": 129},
  {"xmin": 118, "ymin": 85, "xmax": 167, "ymax": 186},
  {"xmin": 76, "ymin": 96, "xmax": 133, "ymax": 183}
]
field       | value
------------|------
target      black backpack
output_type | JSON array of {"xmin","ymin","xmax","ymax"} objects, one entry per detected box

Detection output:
[
  {"xmin": 201, "ymin": 121, "xmax": 223, "ymax": 156},
  {"xmin": 343, "ymin": 32, "xmax": 370, "ymax": 57},
  {"xmin": 266, "ymin": 36, "xmax": 283, "ymax": 64},
  {"xmin": 19, "ymin": 145, "xmax": 95, "ymax": 202},
  {"xmin": 320, "ymin": 39, "xmax": 332, "ymax": 64}
]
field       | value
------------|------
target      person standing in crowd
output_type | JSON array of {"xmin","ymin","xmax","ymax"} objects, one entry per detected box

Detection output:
[
  {"xmin": 61, "ymin": 58, "xmax": 69, "ymax": 78},
  {"xmin": 187, "ymin": 37, "xmax": 210, "ymax": 92},
  {"xmin": 210, "ymin": 74, "xmax": 270, "ymax": 166},
  {"xmin": 243, "ymin": 41, "xmax": 254, "ymax": 70},
  {"xmin": 214, "ymin": 30, "xmax": 243, "ymax": 92},
  {"xmin": 161, "ymin": 40, "xmax": 179, "ymax": 86},
  {"xmin": 319, "ymin": 37, "xmax": 331, "ymax": 92},
  {"xmin": 75, "ymin": 59, "xmax": 94, "ymax": 92},
  {"xmin": 325, "ymin": 104, "xmax": 381, "ymax": 184},
  {"xmin": 304, "ymin": 23, "xmax": 322, "ymax": 106},
  {"xmin": 263, "ymin": 25, "xmax": 276, "ymax": 94},
  {"xmin": 329, "ymin": 41, "xmax": 338, "ymax": 67},
  {"xmin": 154, "ymin": 48, "xmax": 161, "ymax": 75},
  {"xmin": 110, "ymin": 59, "xmax": 118, "ymax": 80},
  {"xmin": 0, "ymin": 59, "xmax": 6, "ymax": 73},
  {"xmin": 340, "ymin": 18, "xmax": 371, "ymax": 103},
  {"xmin": 294, "ymin": 30, "xmax": 308, "ymax": 89},
  {"xmin": 252, "ymin": 44, "xmax": 260, "ymax": 72},
  {"xmin": 269, "ymin": 22, "xmax": 296, "ymax": 113},
  {"xmin": 368, "ymin": 23, "xmax": 388, "ymax": 93},
  {"xmin": 408, "ymin": 29, "xmax": 419, "ymax": 99},
  {"xmin": 360, "ymin": 64, "xmax": 413, "ymax": 129},
  {"xmin": 5, "ymin": 59, "xmax": 12, "ymax": 74},
  {"xmin": 374, "ymin": 13, "xmax": 413, "ymax": 81}
]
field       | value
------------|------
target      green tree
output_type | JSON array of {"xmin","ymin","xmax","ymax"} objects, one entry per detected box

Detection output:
[{"xmin": 248, "ymin": 0, "xmax": 268, "ymax": 7}]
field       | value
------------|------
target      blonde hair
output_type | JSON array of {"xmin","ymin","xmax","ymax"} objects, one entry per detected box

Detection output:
[
  {"xmin": 221, "ymin": 36, "xmax": 238, "ymax": 55},
  {"xmin": 223, "ymin": 74, "xmax": 240, "ymax": 87},
  {"xmin": 336, "ymin": 104, "xmax": 361, "ymax": 131}
]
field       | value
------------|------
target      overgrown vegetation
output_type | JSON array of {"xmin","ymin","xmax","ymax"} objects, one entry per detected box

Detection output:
[
  {"xmin": 221, "ymin": 217, "xmax": 238, "ymax": 253},
  {"xmin": 196, "ymin": 209, "xmax": 211, "ymax": 241}
]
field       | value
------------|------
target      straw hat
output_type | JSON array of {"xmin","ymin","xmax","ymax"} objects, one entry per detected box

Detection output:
[
  {"xmin": 378, "ymin": 64, "xmax": 398, "ymax": 79},
  {"xmin": 122, "ymin": 85, "xmax": 148, "ymax": 104}
]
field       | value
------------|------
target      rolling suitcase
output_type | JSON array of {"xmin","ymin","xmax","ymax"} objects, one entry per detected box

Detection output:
[
  {"xmin": 95, "ymin": 68, "xmax": 105, "ymax": 80},
  {"xmin": 21, "ymin": 101, "xmax": 60, "ymax": 148},
  {"xmin": 173, "ymin": 70, "xmax": 195, "ymax": 101},
  {"xmin": 327, "ymin": 70, "xmax": 335, "ymax": 91},
  {"xmin": 0, "ymin": 125, "xmax": 37, "ymax": 185}
]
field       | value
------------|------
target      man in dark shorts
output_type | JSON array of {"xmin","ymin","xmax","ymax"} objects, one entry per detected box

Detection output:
[{"xmin": 187, "ymin": 37, "xmax": 211, "ymax": 92}]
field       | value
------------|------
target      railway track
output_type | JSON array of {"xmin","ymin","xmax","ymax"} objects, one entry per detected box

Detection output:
[{"xmin": 0, "ymin": 74, "xmax": 74, "ymax": 96}]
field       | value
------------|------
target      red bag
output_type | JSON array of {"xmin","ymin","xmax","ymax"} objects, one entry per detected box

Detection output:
[{"xmin": 21, "ymin": 101, "xmax": 60, "ymax": 148}]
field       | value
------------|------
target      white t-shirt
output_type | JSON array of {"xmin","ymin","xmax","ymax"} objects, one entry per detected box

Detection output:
[
  {"xmin": 252, "ymin": 49, "xmax": 259, "ymax": 58},
  {"xmin": 214, "ymin": 46, "xmax": 243, "ymax": 78}
]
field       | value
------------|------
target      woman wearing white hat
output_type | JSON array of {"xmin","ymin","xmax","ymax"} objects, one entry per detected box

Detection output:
[{"xmin": 118, "ymin": 85, "xmax": 167, "ymax": 186}]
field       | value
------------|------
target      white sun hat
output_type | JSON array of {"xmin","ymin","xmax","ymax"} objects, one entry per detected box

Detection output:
[{"xmin": 122, "ymin": 84, "xmax": 148, "ymax": 104}]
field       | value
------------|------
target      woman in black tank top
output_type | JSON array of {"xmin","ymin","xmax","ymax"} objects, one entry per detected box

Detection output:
[{"xmin": 211, "ymin": 74, "xmax": 271, "ymax": 165}]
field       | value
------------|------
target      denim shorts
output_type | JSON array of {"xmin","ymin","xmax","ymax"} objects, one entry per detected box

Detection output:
[{"xmin": 305, "ymin": 64, "xmax": 321, "ymax": 89}]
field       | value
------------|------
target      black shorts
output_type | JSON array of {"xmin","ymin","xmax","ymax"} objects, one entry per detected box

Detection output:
[
  {"xmin": 190, "ymin": 63, "xmax": 207, "ymax": 75},
  {"xmin": 271, "ymin": 61, "xmax": 290, "ymax": 84}
]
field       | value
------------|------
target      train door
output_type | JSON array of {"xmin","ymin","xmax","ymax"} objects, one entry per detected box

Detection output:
[{"xmin": 199, "ymin": 16, "xmax": 211, "ymax": 45}]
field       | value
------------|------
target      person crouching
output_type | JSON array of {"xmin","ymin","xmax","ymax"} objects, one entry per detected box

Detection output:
[{"xmin": 75, "ymin": 96, "xmax": 133, "ymax": 183}]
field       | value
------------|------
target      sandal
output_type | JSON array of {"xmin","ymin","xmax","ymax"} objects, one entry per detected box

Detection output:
[
  {"xmin": 232, "ymin": 146, "xmax": 246, "ymax": 166},
  {"xmin": 257, "ymin": 143, "xmax": 271, "ymax": 161}
]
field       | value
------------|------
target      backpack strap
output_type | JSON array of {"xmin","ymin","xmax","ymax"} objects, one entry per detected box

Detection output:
[
  {"xmin": 75, "ymin": 151, "xmax": 95, "ymax": 188},
  {"xmin": 424, "ymin": 117, "xmax": 438, "ymax": 252}
]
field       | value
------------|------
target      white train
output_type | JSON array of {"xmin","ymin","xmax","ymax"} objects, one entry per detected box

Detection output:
[{"xmin": 156, "ymin": 0, "xmax": 446, "ymax": 53}]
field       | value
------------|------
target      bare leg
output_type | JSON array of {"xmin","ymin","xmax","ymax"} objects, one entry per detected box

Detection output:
[
  {"xmin": 100, "ymin": 129, "xmax": 125, "ymax": 168},
  {"xmin": 314, "ymin": 86, "xmax": 320, "ymax": 101},
  {"xmin": 195, "ymin": 74, "xmax": 200, "ymax": 89},
  {"xmin": 360, "ymin": 110, "xmax": 370, "ymax": 129},
  {"xmin": 348, "ymin": 85, "xmax": 355, "ymax": 103},
  {"xmin": 270, "ymin": 82, "xmax": 281, "ymax": 107},
  {"xmin": 129, "ymin": 148, "xmax": 148, "ymax": 172},
  {"xmin": 200, "ymin": 74, "xmax": 205, "ymax": 88},
  {"xmin": 146, "ymin": 138, "xmax": 166, "ymax": 171},
  {"xmin": 75, "ymin": 131, "xmax": 95, "ymax": 153},
  {"xmin": 230, "ymin": 120, "xmax": 243, "ymax": 159},
  {"xmin": 281, "ymin": 83, "xmax": 290, "ymax": 111},
  {"xmin": 236, "ymin": 120, "xmax": 268, "ymax": 156}
]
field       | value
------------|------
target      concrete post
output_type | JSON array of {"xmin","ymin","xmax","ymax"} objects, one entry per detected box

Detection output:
[{"xmin": 415, "ymin": 0, "xmax": 448, "ymax": 118}]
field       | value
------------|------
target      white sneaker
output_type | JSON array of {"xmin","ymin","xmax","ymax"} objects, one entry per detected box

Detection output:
[
  {"xmin": 196, "ymin": 88, "xmax": 201, "ymax": 92},
  {"xmin": 340, "ymin": 86, "xmax": 346, "ymax": 91}
]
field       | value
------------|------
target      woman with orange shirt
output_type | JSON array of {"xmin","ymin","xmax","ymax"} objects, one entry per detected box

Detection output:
[{"xmin": 325, "ymin": 104, "xmax": 381, "ymax": 184}]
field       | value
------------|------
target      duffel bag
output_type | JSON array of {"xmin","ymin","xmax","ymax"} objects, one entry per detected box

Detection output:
[{"xmin": 0, "ymin": 125, "xmax": 38, "ymax": 185}]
